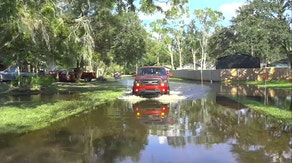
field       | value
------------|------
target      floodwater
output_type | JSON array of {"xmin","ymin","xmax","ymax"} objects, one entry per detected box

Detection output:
[{"xmin": 0, "ymin": 78, "xmax": 291, "ymax": 163}]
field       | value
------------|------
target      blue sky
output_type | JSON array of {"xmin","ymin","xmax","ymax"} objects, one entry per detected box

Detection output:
[
  {"xmin": 138, "ymin": 0, "xmax": 246, "ymax": 27},
  {"xmin": 190, "ymin": 0, "xmax": 246, "ymax": 25}
]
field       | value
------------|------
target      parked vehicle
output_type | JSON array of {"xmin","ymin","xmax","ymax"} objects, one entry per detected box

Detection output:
[
  {"xmin": 131, "ymin": 71, "xmax": 136, "ymax": 76},
  {"xmin": 81, "ymin": 71, "xmax": 96, "ymax": 82},
  {"xmin": 164, "ymin": 66, "xmax": 174, "ymax": 77},
  {"xmin": 113, "ymin": 72, "xmax": 122, "ymax": 79},
  {"xmin": 132, "ymin": 66, "xmax": 170, "ymax": 97},
  {"xmin": 57, "ymin": 68, "xmax": 96, "ymax": 82},
  {"xmin": 58, "ymin": 70, "xmax": 75, "ymax": 82},
  {"xmin": 0, "ymin": 66, "xmax": 35, "ymax": 82},
  {"xmin": 96, "ymin": 75, "xmax": 107, "ymax": 81}
]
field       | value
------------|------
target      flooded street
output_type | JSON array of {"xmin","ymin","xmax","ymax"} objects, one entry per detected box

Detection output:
[{"xmin": 0, "ymin": 78, "xmax": 291, "ymax": 163}]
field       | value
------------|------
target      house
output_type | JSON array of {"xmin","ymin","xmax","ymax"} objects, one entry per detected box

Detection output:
[
  {"xmin": 215, "ymin": 53, "xmax": 260, "ymax": 69},
  {"xmin": 268, "ymin": 58, "xmax": 291, "ymax": 68}
]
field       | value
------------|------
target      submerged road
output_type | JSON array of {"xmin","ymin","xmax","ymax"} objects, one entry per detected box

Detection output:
[
  {"xmin": 118, "ymin": 77, "xmax": 211, "ymax": 103},
  {"xmin": 0, "ymin": 77, "xmax": 291, "ymax": 163}
]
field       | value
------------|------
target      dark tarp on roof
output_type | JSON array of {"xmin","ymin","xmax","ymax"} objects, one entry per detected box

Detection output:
[{"xmin": 215, "ymin": 53, "xmax": 260, "ymax": 69}]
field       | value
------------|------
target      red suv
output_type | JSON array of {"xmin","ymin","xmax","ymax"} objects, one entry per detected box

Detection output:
[{"xmin": 132, "ymin": 66, "xmax": 170, "ymax": 96}]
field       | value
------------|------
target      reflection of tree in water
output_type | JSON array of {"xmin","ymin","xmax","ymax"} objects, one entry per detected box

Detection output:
[
  {"xmin": 0, "ymin": 99, "xmax": 291, "ymax": 162},
  {"xmin": 205, "ymin": 98, "xmax": 292, "ymax": 162},
  {"xmin": 167, "ymin": 136, "xmax": 186, "ymax": 147},
  {"xmin": 0, "ymin": 100, "xmax": 150, "ymax": 163},
  {"xmin": 83, "ymin": 101, "xmax": 149, "ymax": 163},
  {"xmin": 162, "ymin": 98, "xmax": 292, "ymax": 162},
  {"xmin": 92, "ymin": 133, "xmax": 148, "ymax": 162}
]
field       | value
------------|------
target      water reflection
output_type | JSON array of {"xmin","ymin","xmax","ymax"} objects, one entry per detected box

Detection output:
[
  {"xmin": 0, "ymin": 92, "xmax": 80, "ymax": 106},
  {"xmin": 132, "ymin": 100, "xmax": 171, "ymax": 126},
  {"xmin": 0, "ymin": 97, "xmax": 291, "ymax": 163},
  {"xmin": 216, "ymin": 83, "xmax": 292, "ymax": 111}
]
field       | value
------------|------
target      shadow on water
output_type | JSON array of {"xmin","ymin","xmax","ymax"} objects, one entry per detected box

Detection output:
[{"xmin": 0, "ymin": 92, "xmax": 291, "ymax": 163}]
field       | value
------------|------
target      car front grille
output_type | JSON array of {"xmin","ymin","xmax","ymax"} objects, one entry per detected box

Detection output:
[{"xmin": 141, "ymin": 79, "xmax": 160, "ymax": 86}]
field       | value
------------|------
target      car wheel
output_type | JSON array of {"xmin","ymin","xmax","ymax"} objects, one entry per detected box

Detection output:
[
  {"xmin": 84, "ymin": 77, "xmax": 92, "ymax": 82},
  {"xmin": 132, "ymin": 87, "xmax": 135, "ymax": 95}
]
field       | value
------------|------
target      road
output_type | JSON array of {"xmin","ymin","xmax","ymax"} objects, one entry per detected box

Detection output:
[{"xmin": 118, "ymin": 77, "xmax": 211, "ymax": 103}]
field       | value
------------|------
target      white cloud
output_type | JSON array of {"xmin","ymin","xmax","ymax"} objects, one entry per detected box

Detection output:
[
  {"xmin": 156, "ymin": 1, "xmax": 172, "ymax": 11},
  {"xmin": 138, "ymin": 1, "xmax": 247, "ymax": 27},
  {"xmin": 219, "ymin": 2, "xmax": 245, "ymax": 21},
  {"xmin": 138, "ymin": 12, "xmax": 163, "ymax": 21},
  {"xmin": 137, "ymin": 1, "xmax": 172, "ymax": 22}
]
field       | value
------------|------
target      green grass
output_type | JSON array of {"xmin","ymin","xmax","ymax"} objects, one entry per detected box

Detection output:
[
  {"xmin": 169, "ymin": 77, "xmax": 184, "ymax": 81},
  {"xmin": 0, "ymin": 79, "xmax": 125, "ymax": 134},
  {"xmin": 234, "ymin": 98, "xmax": 292, "ymax": 124},
  {"xmin": 169, "ymin": 77, "xmax": 196, "ymax": 84},
  {"xmin": 245, "ymin": 80, "xmax": 292, "ymax": 88}
]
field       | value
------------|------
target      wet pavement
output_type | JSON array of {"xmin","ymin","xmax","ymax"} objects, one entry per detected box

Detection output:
[{"xmin": 0, "ymin": 78, "xmax": 291, "ymax": 163}]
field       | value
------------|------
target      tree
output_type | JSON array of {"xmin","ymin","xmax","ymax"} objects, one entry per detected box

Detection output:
[
  {"xmin": 231, "ymin": 0, "xmax": 291, "ymax": 63},
  {"xmin": 110, "ymin": 12, "xmax": 147, "ymax": 68},
  {"xmin": 0, "ymin": 0, "xmax": 191, "ymax": 72},
  {"xmin": 165, "ymin": 1, "xmax": 189, "ymax": 69},
  {"xmin": 208, "ymin": 27, "xmax": 237, "ymax": 59},
  {"xmin": 185, "ymin": 19, "xmax": 201, "ymax": 70},
  {"xmin": 148, "ymin": 1, "xmax": 189, "ymax": 69},
  {"xmin": 150, "ymin": 19, "xmax": 176, "ymax": 69},
  {"xmin": 192, "ymin": 8, "xmax": 224, "ymax": 70}
]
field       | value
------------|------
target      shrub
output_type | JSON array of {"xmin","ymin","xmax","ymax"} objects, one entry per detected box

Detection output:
[
  {"xmin": 12, "ymin": 75, "xmax": 55, "ymax": 89},
  {"xmin": 33, "ymin": 76, "xmax": 55, "ymax": 87}
]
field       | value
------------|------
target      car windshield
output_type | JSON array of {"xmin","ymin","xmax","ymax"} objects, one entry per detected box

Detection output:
[
  {"xmin": 4, "ymin": 67, "xmax": 18, "ymax": 73},
  {"xmin": 138, "ymin": 67, "xmax": 166, "ymax": 76}
]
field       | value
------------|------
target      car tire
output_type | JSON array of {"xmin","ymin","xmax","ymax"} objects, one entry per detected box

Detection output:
[
  {"xmin": 132, "ymin": 87, "xmax": 139, "ymax": 96},
  {"xmin": 84, "ymin": 77, "xmax": 92, "ymax": 82},
  {"xmin": 132, "ymin": 87, "xmax": 135, "ymax": 95}
]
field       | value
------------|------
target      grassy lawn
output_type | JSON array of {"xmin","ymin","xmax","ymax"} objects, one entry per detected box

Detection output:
[
  {"xmin": 233, "ymin": 97, "xmax": 292, "ymax": 124},
  {"xmin": 230, "ymin": 80, "xmax": 292, "ymax": 124},
  {"xmin": 244, "ymin": 80, "xmax": 292, "ymax": 89},
  {"xmin": 0, "ymin": 79, "xmax": 125, "ymax": 134}
]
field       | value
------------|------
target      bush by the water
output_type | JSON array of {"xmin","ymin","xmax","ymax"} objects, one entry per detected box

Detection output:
[{"xmin": 11, "ymin": 75, "xmax": 55, "ymax": 88}]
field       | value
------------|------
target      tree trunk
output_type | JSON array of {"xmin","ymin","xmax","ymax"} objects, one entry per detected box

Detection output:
[
  {"xmin": 168, "ymin": 44, "xmax": 175, "ymax": 69},
  {"xmin": 201, "ymin": 35, "xmax": 208, "ymax": 70},
  {"xmin": 176, "ymin": 36, "xmax": 183, "ymax": 69},
  {"xmin": 192, "ymin": 48, "xmax": 198, "ymax": 70},
  {"xmin": 157, "ymin": 54, "xmax": 160, "ymax": 65}
]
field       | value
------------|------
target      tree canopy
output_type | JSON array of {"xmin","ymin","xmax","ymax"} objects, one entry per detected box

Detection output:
[{"xmin": 0, "ymin": 0, "xmax": 290, "ymax": 73}]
